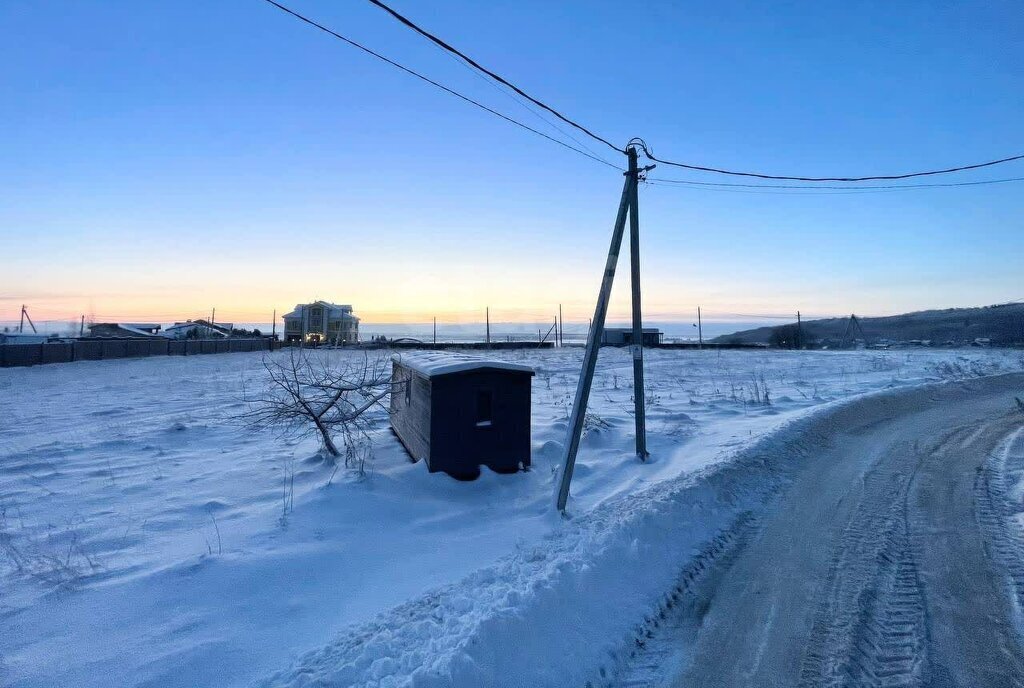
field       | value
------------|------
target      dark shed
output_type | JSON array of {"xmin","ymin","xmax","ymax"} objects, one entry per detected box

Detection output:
[{"xmin": 390, "ymin": 352, "xmax": 534, "ymax": 479}]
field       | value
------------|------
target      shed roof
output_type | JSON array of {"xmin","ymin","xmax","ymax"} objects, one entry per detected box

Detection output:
[{"xmin": 393, "ymin": 352, "xmax": 534, "ymax": 378}]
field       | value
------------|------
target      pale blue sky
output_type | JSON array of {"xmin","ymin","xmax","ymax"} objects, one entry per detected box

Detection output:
[{"xmin": 1, "ymin": 1, "xmax": 1021, "ymax": 326}]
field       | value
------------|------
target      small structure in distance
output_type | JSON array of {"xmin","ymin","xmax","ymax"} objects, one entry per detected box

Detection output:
[
  {"xmin": 390, "ymin": 352, "xmax": 534, "ymax": 480},
  {"xmin": 601, "ymin": 327, "xmax": 663, "ymax": 346},
  {"xmin": 283, "ymin": 301, "xmax": 359, "ymax": 344},
  {"xmin": 87, "ymin": 323, "xmax": 164, "ymax": 338},
  {"xmin": 0, "ymin": 332, "xmax": 53, "ymax": 344},
  {"xmin": 164, "ymin": 319, "xmax": 232, "ymax": 339}
]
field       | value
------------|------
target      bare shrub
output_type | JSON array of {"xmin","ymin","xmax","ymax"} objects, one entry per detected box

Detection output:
[
  {"xmin": 243, "ymin": 350, "xmax": 394, "ymax": 476},
  {"xmin": 0, "ymin": 503, "xmax": 98, "ymax": 588},
  {"xmin": 583, "ymin": 411, "xmax": 611, "ymax": 436},
  {"xmin": 747, "ymin": 371, "xmax": 771, "ymax": 406},
  {"xmin": 556, "ymin": 392, "xmax": 573, "ymax": 419}
]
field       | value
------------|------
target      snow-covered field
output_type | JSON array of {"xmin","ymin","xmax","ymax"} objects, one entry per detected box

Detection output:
[{"xmin": 1, "ymin": 347, "xmax": 1022, "ymax": 687}]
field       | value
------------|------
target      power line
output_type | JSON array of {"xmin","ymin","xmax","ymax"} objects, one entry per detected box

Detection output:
[
  {"xmin": 365, "ymin": 0, "xmax": 625, "ymax": 156},
  {"xmin": 266, "ymin": 0, "xmax": 1024, "ymax": 184},
  {"xmin": 424, "ymin": 28, "xmax": 613, "ymax": 165},
  {"xmin": 646, "ymin": 176, "xmax": 1024, "ymax": 191},
  {"xmin": 260, "ymin": 0, "xmax": 621, "ymax": 171},
  {"xmin": 644, "ymin": 182, "xmax": 904, "ymax": 195},
  {"xmin": 636, "ymin": 141, "xmax": 1024, "ymax": 182},
  {"xmin": 364, "ymin": 0, "xmax": 1024, "ymax": 183},
  {"xmin": 644, "ymin": 176, "xmax": 1024, "ymax": 195}
]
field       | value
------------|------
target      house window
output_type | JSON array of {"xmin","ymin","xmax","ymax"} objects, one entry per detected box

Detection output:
[{"xmin": 475, "ymin": 390, "xmax": 493, "ymax": 427}]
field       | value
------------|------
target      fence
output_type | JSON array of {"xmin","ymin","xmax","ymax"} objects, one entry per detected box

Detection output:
[{"xmin": 0, "ymin": 338, "xmax": 279, "ymax": 368}]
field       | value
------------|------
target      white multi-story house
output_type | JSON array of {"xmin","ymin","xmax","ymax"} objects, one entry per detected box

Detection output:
[{"xmin": 282, "ymin": 302, "xmax": 359, "ymax": 344}]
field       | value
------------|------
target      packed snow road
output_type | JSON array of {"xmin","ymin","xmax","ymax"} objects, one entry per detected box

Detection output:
[{"xmin": 655, "ymin": 374, "xmax": 1024, "ymax": 688}]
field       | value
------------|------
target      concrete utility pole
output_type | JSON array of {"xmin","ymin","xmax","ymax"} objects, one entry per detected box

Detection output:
[
  {"xmin": 486, "ymin": 307, "xmax": 490, "ymax": 347},
  {"xmin": 272, "ymin": 309, "xmax": 276, "ymax": 339},
  {"xmin": 627, "ymin": 150, "xmax": 648, "ymax": 459},
  {"xmin": 555, "ymin": 142, "xmax": 654, "ymax": 512},
  {"xmin": 697, "ymin": 306, "xmax": 704, "ymax": 348},
  {"xmin": 796, "ymin": 310, "xmax": 803, "ymax": 350},
  {"xmin": 19, "ymin": 305, "xmax": 25, "ymax": 333},
  {"xmin": 80, "ymin": 315, "xmax": 85, "ymax": 337},
  {"xmin": 433, "ymin": 317, "xmax": 437, "ymax": 346},
  {"xmin": 558, "ymin": 304, "xmax": 563, "ymax": 347}
]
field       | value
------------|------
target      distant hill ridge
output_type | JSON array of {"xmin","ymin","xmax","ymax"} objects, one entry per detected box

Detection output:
[{"xmin": 713, "ymin": 302, "xmax": 1024, "ymax": 347}]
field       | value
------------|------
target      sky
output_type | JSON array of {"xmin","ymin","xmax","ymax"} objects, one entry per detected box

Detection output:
[{"xmin": 1, "ymin": 0, "xmax": 1022, "ymax": 331}]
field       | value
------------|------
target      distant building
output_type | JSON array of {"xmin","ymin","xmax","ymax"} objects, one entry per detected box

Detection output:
[
  {"xmin": 164, "ymin": 319, "xmax": 231, "ymax": 339},
  {"xmin": 600, "ymin": 327, "xmax": 663, "ymax": 346},
  {"xmin": 0, "ymin": 332, "xmax": 52, "ymax": 344},
  {"xmin": 282, "ymin": 302, "xmax": 359, "ymax": 344},
  {"xmin": 87, "ymin": 323, "xmax": 163, "ymax": 338}
]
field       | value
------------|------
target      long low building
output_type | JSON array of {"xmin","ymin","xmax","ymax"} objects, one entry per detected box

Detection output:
[
  {"xmin": 163, "ymin": 320, "xmax": 231, "ymax": 339},
  {"xmin": 0, "ymin": 332, "xmax": 52, "ymax": 344},
  {"xmin": 87, "ymin": 323, "xmax": 164, "ymax": 338},
  {"xmin": 601, "ymin": 327, "xmax": 663, "ymax": 346}
]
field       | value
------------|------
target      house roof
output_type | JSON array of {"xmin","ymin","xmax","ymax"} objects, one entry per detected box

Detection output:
[
  {"xmin": 87, "ymin": 323, "xmax": 164, "ymax": 338},
  {"xmin": 0, "ymin": 333, "xmax": 50, "ymax": 343},
  {"xmin": 164, "ymin": 320, "xmax": 230, "ymax": 335},
  {"xmin": 119, "ymin": 324, "xmax": 162, "ymax": 337},
  {"xmin": 393, "ymin": 352, "xmax": 534, "ymax": 378}
]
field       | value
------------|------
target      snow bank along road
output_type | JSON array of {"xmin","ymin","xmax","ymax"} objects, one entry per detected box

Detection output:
[{"xmin": 648, "ymin": 374, "xmax": 1024, "ymax": 688}]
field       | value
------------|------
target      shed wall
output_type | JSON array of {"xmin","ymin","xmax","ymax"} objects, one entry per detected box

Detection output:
[
  {"xmin": 389, "ymin": 362, "xmax": 432, "ymax": 461},
  {"xmin": 429, "ymin": 370, "xmax": 532, "ymax": 476}
]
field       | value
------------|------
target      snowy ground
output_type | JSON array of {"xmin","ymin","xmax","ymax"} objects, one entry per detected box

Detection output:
[{"xmin": 1, "ymin": 347, "xmax": 1022, "ymax": 687}]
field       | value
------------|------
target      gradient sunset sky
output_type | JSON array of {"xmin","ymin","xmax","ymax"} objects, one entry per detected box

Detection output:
[{"xmin": 2, "ymin": 1, "xmax": 1022, "ymax": 328}]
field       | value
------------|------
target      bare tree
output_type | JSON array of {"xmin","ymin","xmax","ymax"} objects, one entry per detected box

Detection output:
[{"xmin": 243, "ymin": 350, "xmax": 394, "ymax": 471}]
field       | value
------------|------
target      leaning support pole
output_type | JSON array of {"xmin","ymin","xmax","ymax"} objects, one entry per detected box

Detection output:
[
  {"xmin": 628, "ymin": 150, "xmax": 648, "ymax": 459},
  {"xmin": 554, "ymin": 150, "xmax": 637, "ymax": 512},
  {"xmin": 22, "ymin": 306, "xmax": 37, "ymax": 334}
]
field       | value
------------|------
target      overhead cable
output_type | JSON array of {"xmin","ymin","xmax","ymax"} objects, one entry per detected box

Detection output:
[
  {"xmin": 261, "ymin": 0, "xmax": 622, "ymax": 170},
  {"xmin": 365, "ymin": 0, "xmax": 625, "ymax": 156}
]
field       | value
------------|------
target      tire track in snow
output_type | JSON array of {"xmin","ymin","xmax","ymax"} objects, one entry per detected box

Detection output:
[
  {"xmin": 840, "ymin": 505, "xmax": 927, "ymax": 687},
  {"xmin": 975, "ymin": 427, "xmax": 1024, "ymax": 640},
  {"xmin": 608, "ymin": 513, "xmax": 758, "ymax": 688},
  {"xmin": 797, "ymin": 430, "xmax": 966, "ymax": 688}
]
